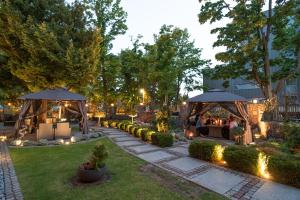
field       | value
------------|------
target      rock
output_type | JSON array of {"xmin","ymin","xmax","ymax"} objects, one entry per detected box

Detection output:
[
  {"xmin": 81, "ymin": 134, "xmax": 89, "ymax": 140},
  {"xmin": 55, "ymin": 139, "xmax": 64, "ymax": 144},
  {"xmin": 38, "ymin": 139, "xmax": 49, "ymax": 145},
  {"xmin": 10, "ymin": 139, "xmax": 22, "ymax": 146},
  {"xmin": 70, "ymin": 136, "xmax": 80, "ymax": 143},
  {"xmin": 90, "ymin": 132, "xmax": 99, "ymax": 138},
  {"xmin": 23, "ymin": 140, "xmax": 38, "ymax": 146}
]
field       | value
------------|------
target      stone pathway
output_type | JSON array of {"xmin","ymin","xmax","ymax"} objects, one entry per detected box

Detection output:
[
  {"xmin": 100, "ymin": 127, "xmax": 300, "ymax": 200},
  {"xmin": 0, "ymin": 142, "xmax": 23, "ymax": 200}
]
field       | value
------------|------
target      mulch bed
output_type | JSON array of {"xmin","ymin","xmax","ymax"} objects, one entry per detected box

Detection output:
[{"xmin": 70, "ymin": 172, "xmax": 112, "ymax": 187}]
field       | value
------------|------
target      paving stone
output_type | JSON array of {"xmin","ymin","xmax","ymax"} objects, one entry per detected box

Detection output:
[
  {"xmin": 252, "ymin": 181, "xmax": 300, "ymax": 200},
  {"xmin": 167, "ymin": 146, "xmax": 189, "ymax": 156},
  {"xmin": 116, "ymin": 140, "xmax": 143, "ymax": 147},
  {"xmin": 164, "ymin": 157, "xmax": 207, "ymax": 173},
  {"xmin": 105, "ymin": 131, "xmax": 125, "ymax": 135},
  {"xmin": 191, "ymin": 168, "xmax": 245, "ymax": 194},
  {"xmin": 138, "ymin": 151, "xmax": 176, "ymax": 162},
  {"xmin": 107, "ymin": 134, "xmax": 127, "ymax": 138},
  {"xmin": 114, "ymin": 137, "xmax": 139, "ymax": 142},
  {"xmin": 127, "ymin": 145, "xmax": 160, "ymax": 154}
]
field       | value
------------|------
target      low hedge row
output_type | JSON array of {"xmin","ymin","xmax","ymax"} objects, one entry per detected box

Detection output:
[
  {"xmin": 188, "ymin": 140, "xmax": 300, "ymax": 188},
  {"xmin": 101, "ymin": 120, "xmax": 174, "ymax": 148}
]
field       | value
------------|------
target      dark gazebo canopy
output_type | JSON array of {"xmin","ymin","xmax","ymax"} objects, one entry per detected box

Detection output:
[
  {"xmin": 15, "ymin": 88, "xmax": 88, "ymax": 138},
  {"xmin": 188, "ymin": 89, "xmax": 247, "ymax": 103},
  {"xmin": 19, "ymin": 88, "xmax": 86, "ymax": 101},
  {"xmin": 185, "ymin": 89, "xmax": 252, "ymax": 144}
]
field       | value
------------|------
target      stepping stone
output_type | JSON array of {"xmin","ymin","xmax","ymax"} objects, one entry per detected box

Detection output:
[
  {"xmin": 168, "ymin": 146, "xmax": 189, "ymax": 156},
  {"xmin": 127, "ymin": 145, "xmax": 160, "ymax": 154},
  {"xmin": 105, "ymin": 131, "xmax": 125, "ymax": 135},
  {"xmin": 114, "ymin": 137, "xmax": 138, "ymax": 142},
  {"xmin": 191, "ymin": 168, "xmax": 245, "ymax": 194},
  {"xmin": 164, "ymin": 157, "xmax": 207, "ymax": 173},
  {"xmin": 252, "ymin": 181, "xmax": 300, "ymax": 200},
  {"xmin": 116, "ymin": 140, "xmax": 143, "ymax": 147},
  {"xmin": 138, "ymin": 151, "xmax": 176, "ymax": 163},
  {"xmin": 107, "ymin": 134, "xmax": 128, "ymax": 138}
]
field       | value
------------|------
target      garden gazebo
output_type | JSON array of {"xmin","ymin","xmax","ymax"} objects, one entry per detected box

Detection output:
[
  {"xmin": 15, "ymin": 88, "xmax": 88, "ymax": 138},
  {"xmin": 185, "ymin": 89, "xmax": 252, "ymax": 144}
]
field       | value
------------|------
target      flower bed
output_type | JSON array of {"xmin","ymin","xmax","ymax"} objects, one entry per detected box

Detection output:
[
  {"xmin": 188, "ymin": 140, "xmax": 300, "ymax": 188},
  {"xmin": 101, "ymin": 120, "xmax": 173, "ymax": 147}
]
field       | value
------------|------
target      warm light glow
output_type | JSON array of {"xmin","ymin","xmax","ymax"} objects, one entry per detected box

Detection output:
[
  {"xmin": 140, "ymin": 88, "xmax": 145, "ymax": 94},
  {"xmin": 110, "ymin": 103, "xmax": 114, "ymax": 107},
  {"xmin": 65, "ymin": 141, "xmax": 70, "ymax": 145},
  {"xmin": 57, "ymin": 139, "xmax": 64, "ymax": 144},
  {"xmin": 189, "ymin": 133, "xmax": 193, "ymax": 137},
  {"xmin": 253, "ymin": 99, "xmax": 258, "ymax": 104},
  {"xmin": 222, "ymin": 161, "xmax": 227, "ymax": 164},
  {"xmin": 85, "ymin": 103, "xmax": 88, "ymax": 107},
  {"xmin": 7, "ymin": 102, "xmax": 12, "ymax": 106},
  {"xmin": 70, "ymin": 136, "xmax": 76, "ymax": 143},
  {"xmin": 254, "ymin": 134, "xmax": 261, "ymax": 139},
  {"xmin": 213, "ymin": 145, "xmax": 225, "ymax": 162},
  {"xmin": 64, "ymin": 103, "xmax": 69, "ymax": 107},
  {"xmin": 258, "ymin": 152, "xmax": 271, "ymax": 179},
  {"xmin": 140, "ymin": 102, "xmax": 144, "ymax": 106},
  {"xmin": 182, "ymin": 101, "xmax": 187, "ymax": 105},
  {"xmin": 0, "ymin": 136, "xmax": 7, "ymax": 141},
  {"xmin": 15, "ymin": 139, "xmax": 22, "ymax": 146}
]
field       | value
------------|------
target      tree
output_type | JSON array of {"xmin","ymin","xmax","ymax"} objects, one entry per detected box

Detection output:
[
  {"xmin": 0, "ymin": 0, "xmax": 101, "ymax": 92},
  {"xmin": 198, "ymin": 0, "xmax": 299, "ymax": 105},
  {"xmin": 84, "ymin": 0, "xmax": 127, "ymax": 112}
]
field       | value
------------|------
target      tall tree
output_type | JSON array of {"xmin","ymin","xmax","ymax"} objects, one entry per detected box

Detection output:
[
  {"xmin": 198, "ymin": 0, "xmax": 299, "ymax": 106},
  {"xmin": 0, "ymin": 0, "xmax": 101, "ymax": 92},
  {"xmin": 84, "ymin": 0, "xmax": 127, "ymax": 112}
]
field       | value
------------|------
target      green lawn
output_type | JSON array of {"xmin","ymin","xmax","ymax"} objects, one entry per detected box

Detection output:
[{"xmin": 10, "ymin": 138, "xmax": 225, "ymax": 200}]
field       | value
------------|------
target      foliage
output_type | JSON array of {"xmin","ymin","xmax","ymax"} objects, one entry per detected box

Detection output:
[
  {"xmin": 140, "ymin": 129, "xmax": 149, "ymax": 141},
  {"xmin": 151, "ymin": 132, "xmax": 159, "ymax": 145},
  {"xmin": 0, "ymin": 0, "xmax": 101, "ymax": 92},
  {"xmin": 268, "ymin": 154, "xmax": 300, "ymax": 188},
  {"xmin": 101, "ymin": 120, "xmax": 109, "ymax": 127},
  {"xmin": 156, "ymin": 133, "xmax": 174, "ymax": 147},
  {"xmin": 282, "ymin": 122, "xmax": 300, "ymax": 149},
  {"xmin": 155, "ymin": 110, "xmax": 169, "ymax": 133},
  {"xmin": 223, "ymin": 146, "xmax": 259, "ymax": 175},
  {"xmin": 88, "ymin": 143, "xmax": 108, "ymax": 169},
  {"xmin": 199, "ymin": 0, "xmax": 299, "ymax": 99},
  {"xmin": 188, "ymin": 141, "xmax": 223, "ymax": 162}
]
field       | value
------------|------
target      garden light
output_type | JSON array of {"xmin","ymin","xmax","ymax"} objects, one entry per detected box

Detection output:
[
  {"xmin": 258, "ymin": 152, "xmax": 270, "ymax": 179},
  {"xmin": 0, "ymin": 136, "xmax": 7, "ymax": 141},
  {"xmin": 7, "ymin": 102, "xmax": 12, "ymax": 106},
  {"xmin": 15, "ymin": 139, "xmax": 22, "ymax": 146},
  {"xmin": 70, "ymin": 136, "xmax": 76, "ymax": 143},
  {"xmin": 213, "ymin": 145, "xmax": 225, "ymax": 162},
  {"xmin": 182, "ymin": 101, "xmax": 187, "ymax": 105},
  {"xmin": 110, "ymin": 103, "xmax": 114, "ymax": 107},
  {"xmin": 252, "ymin": 99, "xmax": 258, "ymax": 104}
]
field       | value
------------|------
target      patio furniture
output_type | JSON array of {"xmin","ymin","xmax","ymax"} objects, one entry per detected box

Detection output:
[
  {"xmin": 37, "ymin": 123, "xmax": 53, "ymax": 140},
  {"xmin": 207, "ymin": 125, "xmax": 224, "ymax": 138},
  {"xmin": 55, "ymin": 122, "xmax": 71, "ymax": 139}
]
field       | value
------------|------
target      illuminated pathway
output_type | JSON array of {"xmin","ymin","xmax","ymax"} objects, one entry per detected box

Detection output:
[
  {"xmin": 99, "ymin": 127, "xmax": 300, "ymax": 200},
  {"xmin": 0, "ymin": 142, "xmax": 23, "ymax": 200}
]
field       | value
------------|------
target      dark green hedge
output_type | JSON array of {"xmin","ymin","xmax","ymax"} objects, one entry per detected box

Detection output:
[
  {"xmin": 268, "ymin": 154, "xmax": 300, "ymax": 188},
  {"xmin": 223, "ymin": 146, "xmax": 259, "ymax": 175},
  {"xmin": 151, "ymin": 132, "xmax": 159, "ymax": 145},
  {"xmin": 156, "ymin": 133, "xmax": 173, "ymax": 147},
  {"xmin": 188, "ymin": 140, "xmax": 218, "ymax": 162}
]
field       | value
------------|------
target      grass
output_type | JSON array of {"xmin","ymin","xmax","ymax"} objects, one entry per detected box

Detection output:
[{"xmin": 10, "ymin": 138, "xmax": 225, "ymax": 200}]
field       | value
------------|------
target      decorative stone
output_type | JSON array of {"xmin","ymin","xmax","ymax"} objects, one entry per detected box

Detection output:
[
  {"xmin": 22, "ymin": 140, "xmax": 38, "ymax": 146},
  {"xmin": 38, "ymin": 139, "xmax": 49, "ymax": 145}
]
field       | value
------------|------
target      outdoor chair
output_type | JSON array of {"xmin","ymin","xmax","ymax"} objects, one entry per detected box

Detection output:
[
  {"xmin": 55, "ymin": 122, "xmax": 71, "ymax": 139},
  {"xmin": 37, "ymin": 123, "xmax": 53, "ymax": 140}
]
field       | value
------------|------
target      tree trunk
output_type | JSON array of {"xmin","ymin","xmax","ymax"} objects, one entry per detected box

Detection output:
[{"xmin": 101, "ymin": 62, "xmax": 108, "ymax": 116}]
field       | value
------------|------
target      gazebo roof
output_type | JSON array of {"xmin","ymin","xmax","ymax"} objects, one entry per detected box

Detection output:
[
  {"xmin": 19, "ymin": 88, "xmax": 86, "ymax": 101},
  {"xmin": 188, "ymin": 89, "xmax": 247, "ymax": 103}
]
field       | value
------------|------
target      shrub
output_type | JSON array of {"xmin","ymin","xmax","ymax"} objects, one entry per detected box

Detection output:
[
  {"xmin": 223, "ymin": 146, "xmax": 259, "ymax": 175},
  {"xmin": 117, "ymin": 122, "xmax": 122, "ymax": 129},
  {"xmin": 100, "ymin": 120, "xmax": 109, "ymax": 127},
  {"xmin": 151, "ymin": 132, "xmax": 159, "ymax": 145},
  {"xmin": 146, "ymin": 131, "xmax": 155, "ymax": 141},
  {"xmin": 156, "ymin": 133, "xmax": 173, "ymax": 147},
  {"xmin": 109, "ymin": 121, "xmax": 117, "ymax": 128},
  {"xmin": 188, "ymin": 141, "xmax": 223, "ymax": 162},
  {"xmin": 268, "ymin": 154, "xmax": 300, "ymax": 188},
  {"xmin": 126, "ymin": 124, "xmax": 133, "ymax": 132},
  {"xmin": 141, "ymin": 129, "xmax": 149, "ymax": 141},
  {"xmin": 129, "ymin": 126, "xmax": 136, "ymax": 134},
  {"xmin": 83, "ymin": 143, "xmax": 108, "ymax": 170},
  {"xmin": 134, "ymin": 128, "xmax": 143, "ymax": 138}
]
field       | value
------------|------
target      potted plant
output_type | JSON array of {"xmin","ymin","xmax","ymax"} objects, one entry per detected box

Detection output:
[
  {"xmin": 231, "ymin": 126, "xmax": 244, "ymax": 145},
  {"xmin": 77, "ymin": 143, "xmax": 108, "ymax": 182}
]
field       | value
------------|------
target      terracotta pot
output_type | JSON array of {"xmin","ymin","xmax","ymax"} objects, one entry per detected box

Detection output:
[{"xmin": 77, "ymin": 164, "xmax": 107, "ymax": 183}]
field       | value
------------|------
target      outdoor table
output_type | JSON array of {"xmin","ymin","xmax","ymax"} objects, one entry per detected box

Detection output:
[{"xmin": 206, "ymin": 125, "xmax": 224, "ymax": 138}]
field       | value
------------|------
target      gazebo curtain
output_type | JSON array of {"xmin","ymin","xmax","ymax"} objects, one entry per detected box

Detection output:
[
  {"xmin": 78, "ymin": 101, "xmax": 88, "ymax": 134},
  {"xmin": 235, "ymin": 101, "xmax": 252, "ymax": 144},
  {"xmin": 14, "ymin": 100, "xmax": 32, "ymax": 137}
]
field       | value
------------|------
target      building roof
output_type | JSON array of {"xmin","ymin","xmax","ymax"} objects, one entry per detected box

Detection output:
[
  {"xmin": 19, "ymin": 88, "xmax": 86, "ymax": 101},
  {"xmin": 188, "ymin": 89, "xmax": 247, "ymax": 103}
]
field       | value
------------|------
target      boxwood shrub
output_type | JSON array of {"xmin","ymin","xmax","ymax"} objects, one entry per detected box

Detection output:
[
  {"xmin": 129, "ymin": 126, "xmax": 136, "ymax": 135},
  {"xmin": 156, "ymin": 133, "xmax": 173, "ymax": 147},
  {"xmin": 188, "ymin": 140, "xmax": 220, "ymax": 162},
  {"xmin": 146, "ymin": 131, "xmax": 155, "ymax": 141},
  {"xmin": 126, "ymin": 124, "xmax": 133, "ymax": 132},
  {"xmin": 100, "ymin": 120, "xmax": 109, "ymax": 127},
  {"xmin": 268, "ymin": 154, "xmax": 300, "ymax": 188},
  {"xmin": 109, "ymin": 121, "xmax": 117, "ymax": 128},
  {"xmin": 117, "ymin": 122, "xmax": 122, "ymax": 129},
  {"xmin": 151, "ymin": 132, "xmax": 159, "ymax": 145},
  {"xmin": 141, "ymin": 129, "xmax": 149, "ymax": 141},
  {"xmin": 223, "ymin": 146, "xmax": 259, "ymax": 175}
]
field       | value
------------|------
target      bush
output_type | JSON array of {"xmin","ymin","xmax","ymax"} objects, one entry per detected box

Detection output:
[
  {"xmin": 151, "ymin": 132, "xmax": 159, "ymax": 145},
  {"xmin": 156, "ymin": 133, "xmax": 173, "ymax": 147},
  {"xmin": 109, "ymin": 121, "xmax": 117, "ymax": 128},
  {"xmin": 117, "ymin": 122, "xmax": 122, "ymax": 129},
  {"xmin": 100, "ymin": 120, "xmax": 109, "ymax": 127},
  {"xmin": 146, "ymin": 131, "xmax": 155, "ymax": 141},
  {"xmin": 223, "ymin": 146, "xmax": 259, "ymax": 175},
  {"xmin": 141, "ymin": 129, "xmax": 149, "ymax": 141},
  {"xmin": 188, "ymin": 141, "xmax": 223, "ymax": 162},
  {"xmin": 268, "ymin": 154, "xmax": 300, "ymax": 188},
  {"xmin": 129, "ymin": 126, "xmax": 136, "ymax": 134},
  {"xmin": 126, "ymin": 124, "xmax": 133, "ymax": 132}
]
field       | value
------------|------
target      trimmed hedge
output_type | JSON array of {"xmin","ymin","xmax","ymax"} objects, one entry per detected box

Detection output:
[
  {"xmin": 109, "ymin": 121, "xmax": 117, "ymax": 128},
  {"xmin": 268, "ymin": 154, "xmax": 300, "ymax": 188},
  {"xmin": 223, "ymin": 146, "xmax": 259, "ymax": 175},
  {"xmin": 156, "ymin": 133, "xmax": 173, "ymax": 147},
  {"xmin": 151, "ymin": 132, "xmax": 159, "ymax": 145},
  {"xmin": 100, "ymin": 120, "xmax": 109, "ymax": 127},
  {"xmin": 141, "ymin": 129, "xmax": 149, "ymax": 141},
  {"xmin": 188, "ymin": 141, "xmax": 221, "ymax": 162}
]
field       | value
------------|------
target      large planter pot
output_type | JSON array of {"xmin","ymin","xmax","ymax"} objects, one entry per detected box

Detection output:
[{"xmin": 77, "ymin": 165, "xmax": 107, "ymax": 183}]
